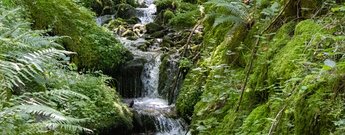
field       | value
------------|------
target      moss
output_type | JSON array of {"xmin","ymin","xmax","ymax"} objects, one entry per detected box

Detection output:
[
  {"xmin": 268, "ymin": 20, "xmax": 326, "ymax": 83},
  {"xmin": 176, "ymin": 18, "xmax": 246, "ymax": 126},
  {"xmin": 155, "ymin": 0, "xmax": 178, "ymax": 13},
  {"xmin": 168, "ymin": 9, "xmax": 200, "ymax": 29},
  {"xmin": 20, "ymin": 0, "xmax": 132, "ymax": 72},
  {"xmin": 46, "ymin": 69, "xmax": 133, "ymax": 132},
  {"xmin": 293, "ymin": 75, "xmax": 337, "ymax": 135},
  {"xmin": 114, "ymin": 4, "xmax": 136, "ymax": 19},
  {"xmin": 163, "ymin": 9, "xmax": 175, "ymax": 23},
  {"xmin": 176, "ymin": 68, "xmax": 208, "ymax": 122},
  {"xmin": 238, "ymin": 104, "xmax": 270, "ymax": 134},
  {"xmin": 248, "ymin": 22, "xmax": 296, "ymax": 95},
  {"xmin": 185, "ymin": 24, "xmax": 248, "ymax": 134}
]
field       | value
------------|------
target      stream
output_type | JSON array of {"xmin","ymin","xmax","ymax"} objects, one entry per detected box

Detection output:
[{"xmin": 97, "ymin": 0, "xmax": 187, "ymax": 134}]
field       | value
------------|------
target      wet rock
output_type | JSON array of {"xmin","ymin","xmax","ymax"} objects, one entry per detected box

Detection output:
[
  {"xmin": 146, "ymin": 22, "xmax": 165, "ymax": 34},
  {"xmin": 121, "ymin": 29, "xmax": 136, "ymax": 37},
  {"xmin": 106, "ymin": 18, "xmax": 127, "ymax": 30},
  {"xmin": 115, "ymin": 4, "xmax": 136, "ymax": 19},
  {"xmin": 127, "ymin": 35, "xmax": 139, "ymax": 40},
  {"xmin": 132, "ymin": 110, "xmax": 156, "ymax": 133},
  {"xmin": 114, "ymin": 58, "xmax": 147, "ymax": 98},
  {"xmin": 138, "ymin": 44, "xmax": 149, "ymax": 51},
  {"xmin": 150, "ymin": 30, "xmax": 166, "ymax": 38},
  {"xmin": 126, "ymin": 17, "xmax": 141, "ymax": 24},
  {"xmin": 113, "ymin": 25, "xmax": 127, "ymax": 36},
  {"xmin": 133, "ymin": 24, "xmax": 147, "ymax": 37},
  {"xmin": 96, "ymin": 15, "xmax": 114, "ymax": 26}
]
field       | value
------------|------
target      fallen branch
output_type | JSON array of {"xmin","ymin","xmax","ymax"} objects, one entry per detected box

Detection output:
[{"xmin": 169, "ymin": 19, "xmax": 203, "ymax": 105}]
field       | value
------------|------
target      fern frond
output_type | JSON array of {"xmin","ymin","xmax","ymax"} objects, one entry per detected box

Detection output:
[
  {"xmin": 213, "ymin": 15, "xmax": 244, "ymax": 27},
  {"xmin": 48, "ymin": 89, "xmax": 90, "ymax": 100},
  {"xmin": 0, "ymin": 104, "xmax": 92, "ymax": 134},
  {"xmin": 0, "ymin": 48, "xmax": 74, "ymax": 90},
  {"xmin": 42, "ymin": 122, "xmax": 93, "ymax": 134},
  {"xmin": 205, "ymin": 0, "xmax": 251, "ymax": 27}
]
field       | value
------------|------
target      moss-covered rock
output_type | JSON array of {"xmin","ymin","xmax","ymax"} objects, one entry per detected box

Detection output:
[
  {"xmin": 146, "ymin": 22, "xmax": 165, "ymax": 34},
  {"xmin": 114, "ymin": 4, "xmax": 136, "ymax": 19},
  {"xmin": 155, "ymin": 0, "xmax": 178, "ymax": 13},
  {"xmin": 163, "ymin": 9, "xmax": 175, "ymax": 24},
  {"xmin": 178, "ymin": 2, "xmax": 345, "ymax": 134},
  {"xmin": 20, "ymin": 0, "xmax": 132, "ymax": 72}
]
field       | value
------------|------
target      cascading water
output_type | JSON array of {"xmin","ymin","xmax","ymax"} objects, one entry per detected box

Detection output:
[
  {"xmin": 136, "ymin": 0, "xmax": 156, "ymax": 24},
  {"xmin": 108, "ymin": 0, "xmax": 187, "ymax": 134}
]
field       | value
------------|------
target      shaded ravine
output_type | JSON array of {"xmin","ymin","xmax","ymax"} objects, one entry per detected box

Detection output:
[{"xmin": 97, "ymin": 0, "xmax": 187, "ymax": 134}]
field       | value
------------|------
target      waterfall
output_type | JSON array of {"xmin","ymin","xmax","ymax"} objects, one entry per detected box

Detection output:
[
  {"xmin": 141, "ymin": 54, "xmax": 161, "ymax": 97},
  {"xmin": 98, "ymin": 0, "xmax": 188, "ymax": 134},
  {"xmin": 136, "ymin": 0, "xmax": 156, "ymax": 24}
]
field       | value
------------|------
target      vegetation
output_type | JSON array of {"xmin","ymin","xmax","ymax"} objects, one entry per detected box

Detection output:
[
  {"xmin": 19, "ymin": 0, "xmax": 132, "ymax": 72},
  {"xmin": 176, "ymin": 0, "xmax": 345, "ymax": 134},
  {"xmin": 0, "ymin": 1, "xmax": 132, "ymax": 134},
  {"xmin": 2, "ymin": 0, "xmax": 345, "ymax": 134}
]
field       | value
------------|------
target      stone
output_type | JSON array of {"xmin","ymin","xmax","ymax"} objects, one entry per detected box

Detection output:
[
  {"xmin": 114, "ymin": 58, "xmax": 147, "ymax": 98},
  {"xmin": 145, "ymin": 22, "xmax": 165, "ymax": 34},
  {"xmin": 150, "ymin": 30, "xmax": 166, "ymax": 38},
  {"xmin": 115, "ymin": 4, "xmax": 136, "ymax": 19},
  {"xmin": 121, "ymin": 29, "xmax": 136, "ymax": 37}
]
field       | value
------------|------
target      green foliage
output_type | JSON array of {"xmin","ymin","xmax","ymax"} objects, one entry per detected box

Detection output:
[
  {"xmin": 0, "ymin": 3, "xmax": 132, "ymax": 134},
  {"xmin": 19, "ymin": 0, "xmax": 132, "ymax": 72},
  {"xmin": 169, "ymin": 9, "xmax": 200, "ymax": 29},
  {"xmin": 46, "ymin": 70, "xmax": 133, "ymax": 131},
  {"xmin": 179, "ymin": 57, "xmax": 193, "ymax": 69},
  {"xmin": 163, "ymin": 9, "xmax": 175, "ymax": 23},
  {"xmin": 177, "ymin": 1, "xmax": 345, "ymax": 135},
  {"xmin": 205, "ymin": 0, "xmax": 251, "ymax": 27},
  {"xmin": 0, "ymin": 4, "xmax": 92, "ymax": 134},
  {"xmin": 155, "ymin": 0, "xmax": 178, "ymax": 13}
]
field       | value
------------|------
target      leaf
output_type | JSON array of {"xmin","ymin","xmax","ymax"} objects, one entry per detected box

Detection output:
[{"xmin": 324, "ymin": 59, "xmax": 336, "ymax": 68}]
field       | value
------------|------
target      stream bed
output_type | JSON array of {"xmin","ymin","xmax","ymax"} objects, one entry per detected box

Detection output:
[{"xmin": 97, "ymin": 0, "xmax": 188, "ymax": 134}]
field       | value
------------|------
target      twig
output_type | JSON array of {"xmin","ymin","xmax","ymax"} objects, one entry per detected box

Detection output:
[
  {"xmin": 268, "ymin": 105, "xmax": 287, "ymax": 135},
  {"xmin": 268, "ymin": 82, "xmax": 299, "ymax": 135},
  {"xmin": 169, "ymin": 19, "xmax": 203, "ymax": 105}
]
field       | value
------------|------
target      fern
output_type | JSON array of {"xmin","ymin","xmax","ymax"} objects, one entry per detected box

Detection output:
[
  {"xmin": 0, "ymin": 104, "xmax": 92, "ymax": 134},
  {"xmin": 0, "ymin": 3, "xmax": 92, "ymax": 134},
  {"xmin": 205, "ymin": 0, "xmax": 251, "ymax": 27},
  {"xmin": 0, "ymin": 48, "xmax": 74, "ymax": 90}
]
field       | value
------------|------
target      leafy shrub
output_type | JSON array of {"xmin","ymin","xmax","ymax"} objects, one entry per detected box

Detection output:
[
  {"xmin": 46, "ymin": 70, "xmax": 133, "ymax": 132},
  {"xmin": 169, "ymin": 9, "xmax": 200, "ymax": 29},
  {"xmin": 0, "ymin": 2, "xmax": 132, "ymax": 134},
  {"xmin": 155, "ymin": 0, "xmax": 178, "ymax": 13},
  {"xmin": 163, "ymin": 9, "xmax": 175, "ymax": 23},
  {"xmin": 0, "ymin": 4, "xmax": 92, "ymax": 134}
]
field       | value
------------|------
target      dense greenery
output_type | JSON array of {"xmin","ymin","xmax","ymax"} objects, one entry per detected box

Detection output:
[
  {"xmin": 2, "ymin": 0, "xmax": 345, "ymax": 134},
  {"xmin": 176, "ymin": 0, "xmax": 345, "ymax": 134},
  {"xmin": 0, "ymin": 1, "xmax": 132, "ymax": 134},
  {"xmin": 19, "ymin": 0, "xmax": 132, "ymax": 72}
]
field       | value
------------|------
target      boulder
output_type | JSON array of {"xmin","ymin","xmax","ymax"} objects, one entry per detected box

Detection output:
[
  {"xmin": 114, "ymin": 58, "xmax": 147, "ymax": 98},
  {"xmin": 115, "ymin": 4, "xmax": 136, "ymax": 19},
  {"xmin": 150, "ymin": 30, "xmax": 166, "ymax": 38},
  {"xmin": 145, "ymin": 22, "xmax": 165, "ymax": 34}
]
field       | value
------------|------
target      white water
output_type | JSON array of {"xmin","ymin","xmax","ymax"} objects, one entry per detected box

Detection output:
[
  {"xmin": 136, "ymin": 0, "xmax": 157, "ymax": 24},
  {"xmin": 112, "ymin": 0, "xmax": 187, "ymax": 134}
]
